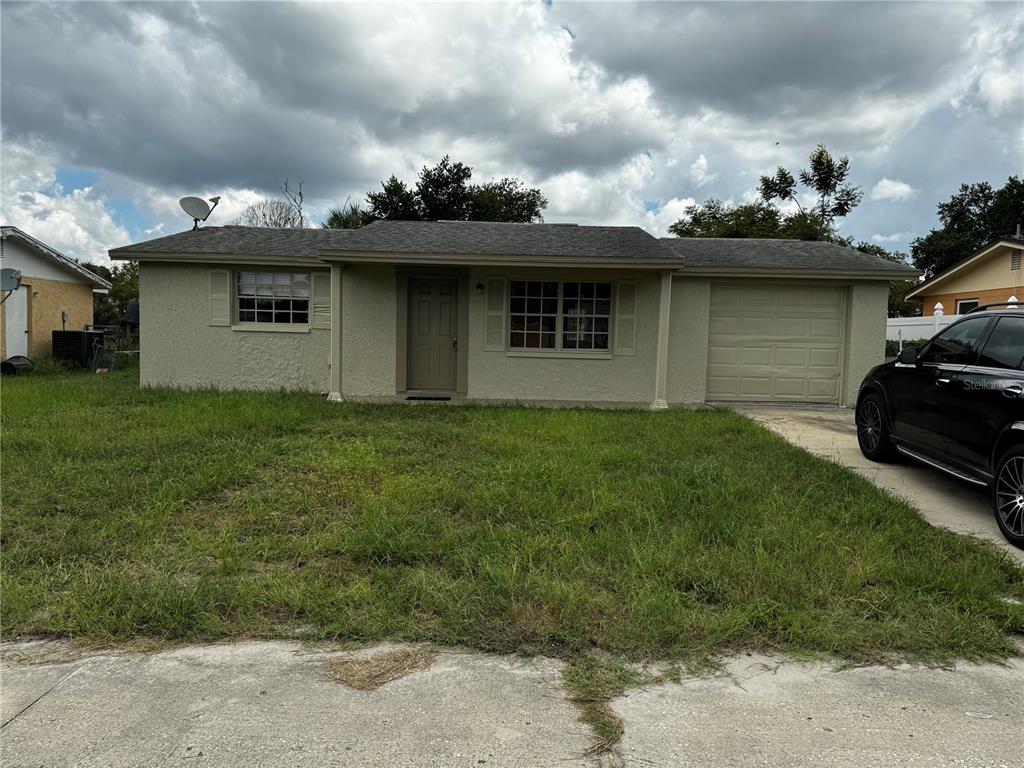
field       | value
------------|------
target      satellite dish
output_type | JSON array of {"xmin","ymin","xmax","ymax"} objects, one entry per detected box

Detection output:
[
  {"xmin": 1, "ymin": 268, "xmax": 22, "ymax": 292},
  {"xmin": 180, "ymin": 195, "xmax": 221, "ymax": 230}
]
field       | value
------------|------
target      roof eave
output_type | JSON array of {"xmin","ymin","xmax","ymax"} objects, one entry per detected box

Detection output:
[
  {"xmin": 676, "ymin": 266, "xmax": 921, "ymax": 281},
  {"xmin": 108, "ymin": 250, "xmax": 326, "ymax": 268},
  {"xmin": 316, "ymin": 250, "xmax": 683, "ymax": 269},
  {"xmin": 3, "ymin": 226, "xmax": 113, "ymax": 289},
  {"xmin": 905, "ymin": 239, "xmax": 1021, "ymax": 299}
]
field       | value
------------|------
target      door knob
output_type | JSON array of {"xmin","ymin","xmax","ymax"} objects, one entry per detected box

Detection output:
[{"xmin": 452, "ymin": 336, "xmax": 458, "ymax": 351}]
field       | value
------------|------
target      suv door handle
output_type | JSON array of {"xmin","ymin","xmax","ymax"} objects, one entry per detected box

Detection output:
[
  {"xmin": 935, "ymin": 377, "xmax": 951, "ymax": 386},
  {"xmin": 1004, "ymin": 384, "xmax": 1024, "ymax": 398}
]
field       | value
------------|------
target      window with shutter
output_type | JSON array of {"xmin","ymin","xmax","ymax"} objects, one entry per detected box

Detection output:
[{"xmin": 235, "ymin": 271, "xmax": 311, "ymax": 324}]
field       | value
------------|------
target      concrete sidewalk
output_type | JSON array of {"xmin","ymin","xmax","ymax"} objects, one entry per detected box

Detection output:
[
  {"xmin": 3, "ymin": 641, "xmax": 1023, "ymax": 767},
  {"xmin": 1, "ymin": 641, "xmax": 592, "ymax": 768},
  {"xmin": 615, "ymin": 653, "xmax": 1024, "ymax": 768},
  {"xmin": 732, "ymin": 405, "xmax": 1024, "ymax": 563}
]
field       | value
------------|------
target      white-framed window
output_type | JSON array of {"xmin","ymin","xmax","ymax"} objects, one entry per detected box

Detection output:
[
  {"xmin": 236, "ymin": 271, "xmax": 311, "ymax": 324},
  {"xmin": 956, "ymin": 298, "xmax": 980, "ymax": 315},
  {"xmin": 508, "ymin": 280, "xmax": 613, "ymax": 351}
]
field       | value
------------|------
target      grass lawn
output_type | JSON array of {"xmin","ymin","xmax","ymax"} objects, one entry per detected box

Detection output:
[{"xmin": 3, "ymin": 369, "xmax": 1023, "ymax": 667}]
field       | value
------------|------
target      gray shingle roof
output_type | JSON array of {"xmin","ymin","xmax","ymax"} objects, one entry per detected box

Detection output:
[
  {"xmin": 109, "ymin": 226, "xmax": 353, "ymax": 259},
  {"xmin": 109, "ymin": 221, "xmax": 920, "ymax": 277},
  {"xmin": 320, "ymin": 220, "xmax": 675, "ymax": 260},
  {"xmin": 660, "ymin": 237, "xmax": 921, "ymax": 276}
]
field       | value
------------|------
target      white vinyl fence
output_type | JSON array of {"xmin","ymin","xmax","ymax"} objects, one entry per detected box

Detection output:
[
  {"xmin": 887, "ymin": 298, "xmax": 1020, "ymax": 346},
  {"xmin": 886, "ymin": 314, "xmax": 957, "ymax": 342}
]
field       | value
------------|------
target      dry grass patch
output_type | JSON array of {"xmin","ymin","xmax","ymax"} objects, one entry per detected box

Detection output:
[{"xmin": 327, "ymin": 647, "xmax": 437, "ymax": 691}]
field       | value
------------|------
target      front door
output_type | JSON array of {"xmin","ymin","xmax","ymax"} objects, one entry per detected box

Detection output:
[{"xmin": 408, "ymin": 278, "xmax": 458, "ymax": 391}]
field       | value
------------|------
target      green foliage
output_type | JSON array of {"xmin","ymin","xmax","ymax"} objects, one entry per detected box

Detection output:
[
  {"xmin": 3, "ymin": 372, "xmax": 1022, "ymax": 668},
  {"xmin": 668, "ymin": 199, "xmax": 830, "ymax": 241},
  {"xmin": 468, "ymin": 178, "xmax": 549, "ymax": 223},
  {"xmin": 911, "ymin": 176, "xmax": 1024, "ymax": 278},
  {"xmin": 672, "ymin": 144, "xmax": 862, "ymax": 245},
  {"xmin": 366, "ymin": 175, "xmax": 425, "ymax": 221},
  {"xmin": 416, "ymin": 155, "xmax": 474, "ymax": 220},
  {"xmin": 850, "ymin": 242, "xmax": 919, "ymax": 318},
  {"xmin": 668, "ymin": 199, "xmax": 781, "ymax": 238},
  {"xmin": 885, "ymin": 338, "xmax": 931, "ymax": 358},
  {"xmin": 79, "ymin": 260, "xmax": 139, "ymax": 326},
  {"xmin": 759, "ymin": 143, "xmax": 863, "ymax": 232},
  {"xmin": 332, "ymin": 155, "xmax": 548, "ymax": 226},
  {"xmin": 322, "ymin": 199, "xmax": 376, "ymax": 230}
]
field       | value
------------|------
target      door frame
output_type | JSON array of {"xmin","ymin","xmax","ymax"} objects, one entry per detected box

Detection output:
[{"xmin": 396, "ymin": 269, "xmax": 469, "ymax": 395}]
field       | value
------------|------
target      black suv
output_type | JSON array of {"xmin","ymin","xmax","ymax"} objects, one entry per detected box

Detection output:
[{"xmin": 855, "ymin": 304, "xmax": 1024, "ymax": 548}]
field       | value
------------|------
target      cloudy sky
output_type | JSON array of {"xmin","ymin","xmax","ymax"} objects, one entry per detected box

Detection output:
[{"xmin": 2, "ymin": 1, "xmax": 1021, "ymax": 266}]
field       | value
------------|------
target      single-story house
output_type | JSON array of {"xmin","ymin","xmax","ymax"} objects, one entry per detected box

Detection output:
[
  {"xmin": 108, "ymin": 221, "xmax": 918, "ymax": 408},
  {"xmin": 1, "ymin": 226, "xmax": 112, "ymax": 360},
  {"xmin": 906, "ymin": 237, "xmax": 1024, "ymax": 316}
]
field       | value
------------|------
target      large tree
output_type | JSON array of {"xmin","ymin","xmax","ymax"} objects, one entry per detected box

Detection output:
[
  {"xmin": 670, "ymin": 144, "xmax": 862, "ymax": 242},
  {"xmin": 910, "ymin": 176, "xmax": 1024, "ymax": 278},
  {"xmin": 231, "ymin": 179, "xmax": 308, "ymax": 228},
  {"xmin": 759, "ymin": 144, "xmax": 863, "ymax": 235},
  {"xmin": 326, "ymin": 155, "xmax": 547, "ymax": 228},
  {"xmin": 79, "ymin": 260, "xmax": 139, "ymax": 326}
]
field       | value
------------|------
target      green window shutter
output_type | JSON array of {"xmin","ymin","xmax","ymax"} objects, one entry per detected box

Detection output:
[
  {"xmin": 614, "ymin": 280, "xmax": 637, "ymax": 356},
  {"xmin": 484, "ymin": 278, "xmax": 506, "ymax": 351},
  {"xmin": 209, "ymin": 269, "xmax": 230, "ymax": 326},
  {"xmin": 311, "ymin": 272, "xmax": 331, "ymax": 329}
]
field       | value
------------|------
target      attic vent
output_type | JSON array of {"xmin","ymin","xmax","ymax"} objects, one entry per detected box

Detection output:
[{"xmin": 1012, "ymin": 249, "xmax": 1022, "ymax": 271}]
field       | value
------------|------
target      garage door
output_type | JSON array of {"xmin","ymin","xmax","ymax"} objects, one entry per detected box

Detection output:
[{"xmin": 706, "ymin": 283, "xmax": 846, "ymax": 403}]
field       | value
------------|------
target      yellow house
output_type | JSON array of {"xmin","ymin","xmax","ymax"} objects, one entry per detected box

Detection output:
[
  {"xmin": 907, "ymin": 237, "xmax": 1024, "ymax": 316},
  {"xmin": 1, "ymin": 227, "xmax": 112, "ymax": 360}
]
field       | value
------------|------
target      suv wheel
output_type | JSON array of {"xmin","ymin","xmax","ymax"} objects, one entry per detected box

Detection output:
[
  {"xmin": 993, "ymin": 445, "xmax": 1024, "ymax": 549},
  {"xmin": 856, "ymin": 393, "xmax": 896, "ymax": 462}
]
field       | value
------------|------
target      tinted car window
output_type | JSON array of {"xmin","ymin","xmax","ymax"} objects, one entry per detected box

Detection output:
[
  {"xmin": 919, "ymin": 316, "xmax": 990, "ymax": 365},
  {"xmin": 976, "ymin": 316, "xmax": 1024, "ymax": 370}
]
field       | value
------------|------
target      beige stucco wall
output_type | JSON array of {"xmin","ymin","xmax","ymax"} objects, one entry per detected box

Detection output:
[
  {"xmin": 463, "ymin": 267, "xmax": 662, "ymax": 406},
  {"xmin": 139, "ymin": 262, "xmax": 330, "ymax": 391},
  {"xmin": 665, "ymin": 277, "xmax": 711, "ymax": 405},
  {"xmin": 663, "ymin": 277, "xmax": 888, "ymax": 408},
  {"xmin": 924, "ymin": 245, "xmax": 1024, "ymax": 295},
  {"xmin": 136, "ymin": 260, "xmax": 890, "ymax": 408},
  {"xmin": 340, "ymin": 264, "xmax": 397, "ymax": 397},
  {"xmin": 843, "ymin": 281, "xmax": 888, "ymax": 407}
]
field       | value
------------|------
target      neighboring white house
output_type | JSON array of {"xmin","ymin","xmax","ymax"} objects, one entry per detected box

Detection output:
[{"xmin": 1, "ymin": 227, "xmax": 112, "ymax": 360}]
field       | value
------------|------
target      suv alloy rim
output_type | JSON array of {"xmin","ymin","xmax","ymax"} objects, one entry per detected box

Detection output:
[
  {"xmin": 995, "ymin": 456, "xmax": 1024, "ymax": 537},
  {"xmin": 857, "ymin": 399, "xmax": 881, "ymax": 453}
]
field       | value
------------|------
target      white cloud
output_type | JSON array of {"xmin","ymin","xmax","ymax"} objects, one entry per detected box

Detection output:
[
  {"xmin": 688, "ymin": 154, "xmax": 717, "ymax": 187},
  {"xmin": 871, "ymin": 232, "xmax": 913, "ymax": 243},
  {"xmin": 870, "ymin": 178, "xmax": 917, "ymax": 202},
  {"xmin": 542, "ymin": 152, "xmax": 695, "ymax": 236},
  {"xmin": 0, "ymin": 139, "xmax": 131, "ymax": 266}
]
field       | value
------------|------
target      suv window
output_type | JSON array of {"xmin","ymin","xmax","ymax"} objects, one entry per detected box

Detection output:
[
  {"xmin": 919, "ymin": 316, "xmax": 990, "ymax": 366},
  {"xmin": 976, "ymin": 316, "xmax": 1024, "ymax": 370}
]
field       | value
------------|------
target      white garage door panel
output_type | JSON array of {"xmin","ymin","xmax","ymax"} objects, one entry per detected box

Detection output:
[{"xmin": 707, "ymin": 284, "xmax": 846, "ymax": 403}]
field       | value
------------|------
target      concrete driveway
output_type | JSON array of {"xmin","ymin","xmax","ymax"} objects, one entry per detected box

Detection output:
[{"xmin": 732, "ymin": 405, "xmax": 1023, "ymax": 563}]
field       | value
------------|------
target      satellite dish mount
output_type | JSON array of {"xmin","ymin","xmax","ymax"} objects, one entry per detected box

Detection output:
[{"xmin": 180, "ymin": 196, "xmax": 221, "ymax": 230}]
